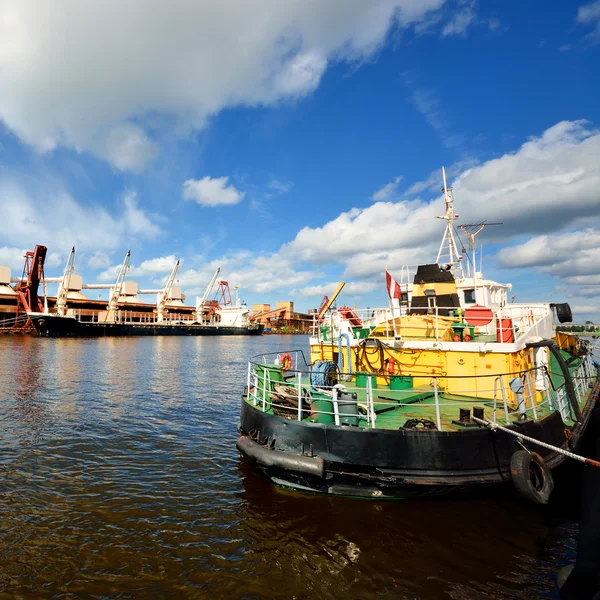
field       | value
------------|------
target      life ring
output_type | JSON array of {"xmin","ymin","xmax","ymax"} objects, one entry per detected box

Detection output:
[
  {"xmin": 387, "ymin": 357, "xmax": 397, "ymax": 375},
  {"xmin": 281, "ymin": 353, "xmax": 293, "ymax": 371},
  {"xmin": 510, "ymin": 450, "xmax": 554, "ymax": 504}
]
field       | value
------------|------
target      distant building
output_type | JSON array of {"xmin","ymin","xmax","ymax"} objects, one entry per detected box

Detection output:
[{"xmin": 252, "ymin": 301, "xmax": 314, "ymax": 333}]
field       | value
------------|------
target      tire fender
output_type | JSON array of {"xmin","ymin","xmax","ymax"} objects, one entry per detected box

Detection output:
[{"xmin": 510, "ymin": 450, "xmax": 554, "ymax": 504}]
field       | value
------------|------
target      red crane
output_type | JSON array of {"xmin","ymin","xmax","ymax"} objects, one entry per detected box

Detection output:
[
  {"xmin": 214, "ymin": 280, "xmax": 232, "ymax": 307},
  {"xmin": 13, "ymin": 245, "xmax": 47, "ymax": 329}
]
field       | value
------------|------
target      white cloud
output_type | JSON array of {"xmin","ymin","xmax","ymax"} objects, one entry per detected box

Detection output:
[
  {"xmin": 0, "ymin": 246, "xmax": 27, "ymax": 270},
  {"xmin": 98, "ymin": 254, "xmax": 179, "ymax": 283},
  {"xmin": 371, "ymin": 176, "xmax": 402, "ymax": 201},
  {"xmin": 449, "ymin": 120, "xmax": 600, "ymax": 237},
  {"xmin": 268, "ymin": 179, "xmax": 293, "ymax": 194},
  {"xmin": 88, "ymin": 251, "xmax": 112, "ymax": 269},
  {"xmin": 292, "ymin": 281, "xmax": 378, "ymax": 297},
  {"xmin": 122, "ymin": 191, "xmax": 162, "ymax": 237},
  {"xmin": 0, "ymin": 0, "xmax": 446, "ymax": 171},
  {"xmin": 410, "ymin": 87, "xmax": 464, "ymax": 148},
  {"xmin": 244, "ymin": 119, "xmax": 600, "ymax": 311},
  {"xmin": 498, "ymin": 229, "xmax": 600, "ymax": 270},
  {"xmin": 577, "ymin": 0, "xmax": 600, "ymax": 43},
  {"xmin": 0, "ymin": 178, "xmax": 162, "ymax": 254},
  {"xmin": 441, "ymin": 1, "xmax": 477, "ymax": 37},
  {"xmin": 280, "ymin": 198, "xmax": 442, "ymax": 268},
  {"xmin": 135, "ymin": 256, "xmax": 178, "ymax": 275},
  {"xmin": 182, "ymin": 176, "xmax": 245, "ymax": 207}
]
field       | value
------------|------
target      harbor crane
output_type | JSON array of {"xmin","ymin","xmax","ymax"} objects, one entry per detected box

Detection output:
[
  {"xmin": 195, "ymin": 268, "xmax": 220, "ymax": 322},
  {"xmin": 93, "ymin": 251, "xmax": 131, "ymax": 322},
  {"xmin": 13, "ymin": 245, "xmax": 48, "ymax": 329},
  {"xmin": 56, "ymin": 247, "xmax": 76, "ymax": 317},
  {"xmin": 155, "ymin": 260, "xmax": 180, "ymax": 323}
]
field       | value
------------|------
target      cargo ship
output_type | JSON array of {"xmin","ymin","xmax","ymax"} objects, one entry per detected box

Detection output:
[
  {"xmin": 237, "ymin": 168, "xmax": 599, "ymax": 501},
  {"xmin": 2, "ymin": 245, "xmax": 262, "ymax": 337}
]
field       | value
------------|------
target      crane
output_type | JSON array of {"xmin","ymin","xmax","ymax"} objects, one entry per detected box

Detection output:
[
  {"xmin": 156, "ymin": 260, "xmax": 180, "ymax": 323},
  {"xmin": 195, "ymin": 268, "xmax": 220, "ymax": 322},
  {"xmin": 106, "ymin": 251, "xmax": 131, "ymax": 322},
  {"xmin": 56, "ymin": 247, "xmax": 76, "ymax": 317},
  {"xmin": 13, "ymin": 245, "xmax": 47, "ymax": 329},
  {"xmin": 318, "ymin": 281, "xmax": 345, "ymax": 320}
]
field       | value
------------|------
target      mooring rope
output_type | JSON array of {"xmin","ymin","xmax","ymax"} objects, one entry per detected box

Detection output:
[{"xmin": 471, "ymin": 415, "xmax": 600, "ymax": 469}]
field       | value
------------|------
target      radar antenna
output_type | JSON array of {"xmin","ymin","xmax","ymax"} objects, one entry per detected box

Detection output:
[{"xmin": 458, "ymin": 221, "xmax": 503, "ymax": 278}]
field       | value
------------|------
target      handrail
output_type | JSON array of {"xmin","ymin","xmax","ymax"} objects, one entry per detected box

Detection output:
[{"xmin": 247, "ymin": 352, "xmax": 597, "ymax": 431}]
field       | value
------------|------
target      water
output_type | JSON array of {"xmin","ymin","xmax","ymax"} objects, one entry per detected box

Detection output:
[{"xmin": 0, "ymin": 335, "xmax": 581, "ymax": 599}]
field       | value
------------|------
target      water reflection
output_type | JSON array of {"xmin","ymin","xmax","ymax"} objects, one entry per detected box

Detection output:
[{"xmin": 0, "ymin": 335, "xmax": 578, "ymax": 598}]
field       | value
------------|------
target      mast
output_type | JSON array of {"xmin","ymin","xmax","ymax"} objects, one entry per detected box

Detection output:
[
  {"xmin": 56, "ymin": 247, "xmax": 75, "ymax": 317},
  {"xmin": 106, "ymin": 251, "xmax": 131, "ymax": 322},
  {"xmin": 156, "ymin": 260, "xmax": 180, "ymax": 323},
  {"xmin": 435, "ymin": 167, "xmax": 464, "ymax": 277}
]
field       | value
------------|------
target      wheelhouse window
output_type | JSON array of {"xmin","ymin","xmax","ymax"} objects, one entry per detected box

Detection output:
[{"xmin": 463, "ymin": 288, "xmax": 476, "ymax": 304}]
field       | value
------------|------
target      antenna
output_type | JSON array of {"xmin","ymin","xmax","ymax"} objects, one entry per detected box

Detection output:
[
  {"xmin": 458, "ymin": 221, "xmax": 503, "ymax": 279},
  {"xmin": 435, "ymin": 167, "xmax": 463, "ymax": 275}
]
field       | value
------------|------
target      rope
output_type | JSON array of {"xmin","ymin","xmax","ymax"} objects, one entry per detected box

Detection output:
[
  {"xmin": 471, "ymin": 416, "xmax": 600, "ymax": 469},
  {"xmin": 310, "ymin": 361, "xmax": 338, "ymax": 388}
]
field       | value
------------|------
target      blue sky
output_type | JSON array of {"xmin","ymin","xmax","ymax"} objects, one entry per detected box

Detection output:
[{"xmin": 1, "ymin": 0, "xmax": 599, "ymax": 319}]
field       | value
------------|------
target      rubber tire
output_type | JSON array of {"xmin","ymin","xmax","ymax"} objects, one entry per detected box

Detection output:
[
  {"xmin": 555, "ymin": 302, "xmax": 573, "ymax": 324},
  {"xmin": 510, "ymin": 450, "xmax": 554, "ymax": 504}
]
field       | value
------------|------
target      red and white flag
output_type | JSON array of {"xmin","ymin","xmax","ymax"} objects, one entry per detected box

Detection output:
[{"xmin": 386, "ymin": 269, "xmax": 401, "ymax": 299}]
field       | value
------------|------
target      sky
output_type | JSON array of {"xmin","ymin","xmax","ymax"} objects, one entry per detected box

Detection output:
[{"xmin": 0, "ymin": 0, "xmax": 599, "ymax": 319}]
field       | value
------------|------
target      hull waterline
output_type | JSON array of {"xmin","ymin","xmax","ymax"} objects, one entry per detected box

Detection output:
[{"xmin": 237, "ymin": 386, "xmax": 599, "ymax": 500}]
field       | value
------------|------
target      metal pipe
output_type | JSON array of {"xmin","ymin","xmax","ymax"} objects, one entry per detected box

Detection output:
[
  {"xmin": 367, "ymin": 376, "xmax": 376, "ymax": 427},
  {"xmin": 338, "ymin": 333, "xmax": 352, "ymax": 381},
  {"xmin": 297, "ymin": 370, "xmax": 302, "ymax": 422},
  {"xmin": 524, "ymin": 371, "xmax": 538, "ymax": 420},
  {"xmin": 332, "ymin": 386, "xmax": 340, "ymax": 426},
  {"xmin": 434, "ymin": 377, "xmax": 441, "ymax": 430}
]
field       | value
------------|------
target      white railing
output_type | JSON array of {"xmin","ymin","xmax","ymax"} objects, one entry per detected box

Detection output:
[
  {"xmin": 246, "ymin": 352, "xmax": 597, "ymax": 432},
  {"xmin": 312, "ymin": 302, "xmax": 555, "ymax": 345}
]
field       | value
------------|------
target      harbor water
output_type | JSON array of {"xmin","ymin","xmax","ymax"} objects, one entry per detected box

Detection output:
[{"xmin": 0, "ymin": 335, "xmax": 584, "ymax": 599}]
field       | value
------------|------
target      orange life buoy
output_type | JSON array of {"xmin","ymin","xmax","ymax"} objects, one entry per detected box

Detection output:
[{"xmin": 281, "ymin": 353, "xmax": 293, "ymax": 371}]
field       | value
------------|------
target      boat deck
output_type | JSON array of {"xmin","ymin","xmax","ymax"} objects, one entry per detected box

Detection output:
[{"xmin": 246, "ymin": 349, "xmax": 585, "ymax": 433}]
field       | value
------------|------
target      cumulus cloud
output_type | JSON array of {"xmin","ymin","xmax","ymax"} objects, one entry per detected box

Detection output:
[
  {"xmin": 0, "ymin": 246, "xmax": 27, "ymax": 271},
  {"xmin": 0, "ymin": 0, "xmax": 446, "ymax": 171},
  {"xmin": 182, "ymin": 176, "xmax": 245, "ymax": 207},
  {"xmin": 449, "ymin": 120, "xmax": 600, "ymax": 237},
  {"xmin": 98, "ymin": 254, "xmax": 179, "ymax": 282},
  {"xmin": 497, "ymin": 229, "xmax": 600, "ymax": 270},
  {"xmin": 0, "ymin": 178, "xmax": 162, "ymax": 254}
]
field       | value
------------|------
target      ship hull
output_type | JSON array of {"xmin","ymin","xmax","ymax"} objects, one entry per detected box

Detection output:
[
  {"xmin": 237, "ymin": 390, "xmax": 598, "ymax": 499},
  {"xmin": 31, "ymin": 314, "xmax": 264, "ymax": 337}
]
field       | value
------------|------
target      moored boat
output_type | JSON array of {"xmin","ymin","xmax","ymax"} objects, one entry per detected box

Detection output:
[{"xmin": 237, "ymin": 170, "xmax": 599, "ymax": 501}]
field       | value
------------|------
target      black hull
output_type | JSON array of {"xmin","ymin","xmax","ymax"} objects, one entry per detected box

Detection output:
[
  {"xmin": 32, "ymin": 315, "xmax": 264, "ymax": 337},
  {"xmin": 237, "ymin": 391, "xmax": 598, "ymax": 499}
]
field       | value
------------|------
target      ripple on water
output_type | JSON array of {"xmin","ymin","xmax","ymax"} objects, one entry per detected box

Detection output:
[{"xmin": 0, "ymin": 335, "xmax": 582, "ymax": 598}]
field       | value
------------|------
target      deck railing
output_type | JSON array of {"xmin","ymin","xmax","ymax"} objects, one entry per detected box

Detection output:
[
  {"xmin": 246, "ymin": 351, "xmax": 597, "ymax": 432},
  {"xmin": 311, "ymin": 303, "xmax": 554, "ymax": 345}
]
